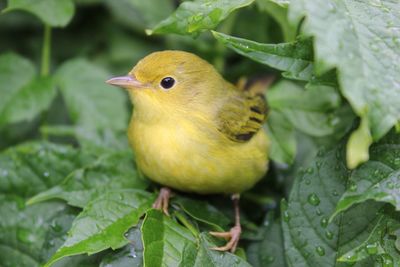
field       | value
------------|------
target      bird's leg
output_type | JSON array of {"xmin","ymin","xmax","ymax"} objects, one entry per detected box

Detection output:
[
  {"xmin": 152, "ymin": 187, "xmax": 172, "ymax": 216},
  {"xmin": 209, "ymin": 194, "xmax": 241, "ymax": 253}
]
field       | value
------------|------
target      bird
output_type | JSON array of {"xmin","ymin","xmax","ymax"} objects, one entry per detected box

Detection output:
[{"xmin": 106, "ymin": 50, "xmax": 270, "ymax": 252}]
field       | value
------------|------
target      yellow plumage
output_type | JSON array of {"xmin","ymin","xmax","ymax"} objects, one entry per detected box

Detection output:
[{"xmin": 109, "ymin": 50, "xmax": 269, "ymax": 194}]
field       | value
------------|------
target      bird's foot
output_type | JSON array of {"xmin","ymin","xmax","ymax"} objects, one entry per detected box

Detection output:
[
  {"xmin": 152, "ymin": 187, "xmax": 171, "ymax": 216},
  {"xmin": 209, "ymin": 225, "xmax": 241, "ymax": 253}
]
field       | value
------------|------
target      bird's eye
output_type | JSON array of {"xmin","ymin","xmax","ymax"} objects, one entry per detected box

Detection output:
[{"xmin": 160, "ymin": 77, "xmax": 175, "ymax": 89}]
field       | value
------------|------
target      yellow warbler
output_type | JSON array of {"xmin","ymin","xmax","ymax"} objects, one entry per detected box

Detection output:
[{"xmin": 107, "ymin": 50, "xmax": 270, "ymax": 252}]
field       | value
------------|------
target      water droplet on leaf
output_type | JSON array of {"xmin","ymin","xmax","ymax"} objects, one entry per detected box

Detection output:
[
  {"xmin": 307, "ymin": 193, "xmax": 320, "ymax": 206},
  {"xmin": 315, "ymin": 246, "xmax": 325, "ymax": 256}
]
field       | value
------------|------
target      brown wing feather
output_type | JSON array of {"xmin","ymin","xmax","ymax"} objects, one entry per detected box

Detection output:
[{"xmin": 216, "ymin": 90, "xmax": 267, "ymax": 143}]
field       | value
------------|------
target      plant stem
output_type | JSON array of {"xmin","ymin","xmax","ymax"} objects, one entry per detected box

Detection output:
[{"xmin": 41, "ymin": 24, "xmax": 52, "ymax": 76}]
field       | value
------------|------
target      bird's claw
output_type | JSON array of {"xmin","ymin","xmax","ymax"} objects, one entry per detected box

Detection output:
[
  {"xmin": 209, "ymin": 225, "xmax": 241, "ymax": 253},
  {"xmin": 152, "ymin": 187, "xmax": 171, "ymax": 216}
]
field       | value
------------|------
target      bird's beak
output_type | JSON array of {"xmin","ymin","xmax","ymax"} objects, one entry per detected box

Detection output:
[{"xmin": 106, "ymin": 75, "xmax": 144, "ymax": 89}]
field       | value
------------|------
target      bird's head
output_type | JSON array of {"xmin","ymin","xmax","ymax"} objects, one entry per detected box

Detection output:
[{"xmin": 106, "ymin": 50, "xmax": 224, "ymax": 118}]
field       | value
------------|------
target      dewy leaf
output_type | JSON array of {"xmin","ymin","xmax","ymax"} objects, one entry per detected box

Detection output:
[
  {"xmin": 28, "ymin": 151, "xmax": 148, "ymax": 208},
  {"xmin": 4, "ymin": 0, "xmax": 75, "ymax": 27},
  {"xmin": 338, "ymin": 207, "xmax": 400, "ymax": 264},
  {"xmin": 289, "ymin": 0, "xmax": 400, "ymax": 140},
  {"xmin": 0, "ymin": 141, "xmax": 90, "ymax": 198},
  {"xmin": 56, "ymin": 59, "xmax": 129, "ymax": 131},
  {"xmin": 142, "ymin": 210, "xmax": 250, "ymax": 267},
  {"xmin": 147, "ymin": 0, "xmax": 254, "ymax": 37},
  {"xmin": 44, "ymin": 189, "xmax": 154, "ymax": 267},
  {"xmin": 0, "ymin": 77, "xmax": 56, "ymax": 127},
  {"xmin": 334, "ymin": 130, "xmax": 400, "ymax": 217},
  {"xmin": 281, "ymin": 131, "xmax": 400, "ymax": 266},
  {"xmin": 0, "ymin": 196, "xmax": 68, "ymax": 267},
  {"xmin": 213, "ymin": 31, "xmax": 314, "ymax": 80}
]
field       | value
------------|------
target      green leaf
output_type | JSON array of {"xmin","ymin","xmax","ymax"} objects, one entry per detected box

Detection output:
[
  {"xmin": 266, "ymin": 80, "xmax": 353, "ymax": 138},
  {"xmin": 173, "ymin": 196, "xmax": 230, "ymax": 231},
  {"xmin": 281, "ymin": 131, "xmax": 400, "ymax": 266},
  {"xmin": 142, "ymin": 209, "xmax": 197, "ymax": 266},
  {"xmin": 338, "ymin": 207, "xmax": 400, "ymax": 264},
  {"xmin": 246, "ymin": 212, "xmax": 287, "ymax": 267},
  {"xmin": 45, "ymin": 189, "xmax": 154, "ymax": 267},
  {"xmin": 0, "ymin": 196, "xmax": 68, "ymax": 267},
  {"xmin": 142, "ymin": 209, "xmax": 250, "ymax": 267},
  {"xmin": 289, "ymin": 0, "xmax": 400, "ymax": 141},
  {"xmin": 0, "ymin": 77, "xmax": 56, "ymax": 127},
  {"xmin": 4, "ymin": 0, "xmax": 75, "ymax": 27},
  {"xmin": 213, "ymin": 31, "xmax": 313, "ymax": 80},
  {"xmin": 0, "ymin": 141, "xmax": 91, "ymax": 198},
  {"xmin": 28, "ymin": 151, "xmax": 148, "ymax": 208},
  {"xmin": 0, "ymin": 53, "xmax": 50, "ymax": 127},
  {"xmin": 56, "ymin": 59, "xmax": 129, "ymax": 131},
  {"xmin": 99, "ymin": 226, "xmax": 144, "ymax": 267},
  {"xmin": 147, "ymin": 0, "xmax": 254, "ymax": 37},
  {"xmin": 266, "ymin": 110, "xmax": 296, "ymax": 164},
  {"xmin": 333, "ymin": 130, "xmax": 400, "ymax": 217}
]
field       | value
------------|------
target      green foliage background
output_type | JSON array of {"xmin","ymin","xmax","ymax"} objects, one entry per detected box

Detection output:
[{"xmin": 0, "ymin": 0, "xmax": 399, "ymax": 266}]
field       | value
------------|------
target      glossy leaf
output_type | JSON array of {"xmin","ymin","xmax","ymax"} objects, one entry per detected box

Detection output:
[
  {"xmin": 148, "ymin": 0, "xmax": 254, "ymax": 37},
  {"xmin": 338, "ymin": 207, "xmax": 400, "ymax": 264},
  {"xmin": 289, "ymin": 0, "xmax": 400, "ymax": 141},
  {"xmin": 213, "ymin": 31, "xmax": 313, "ymax": 80},
  {"xmin": 56, "ymin": 59, "xmax": 129, "ymax": 131},
  {"xmin": 45, "ymin": 189, "xmax": 154, "ymax": 267},
  {"xmin": 28, "ymin": 151, "xmax": 148, "ymax": 208},
  {"xmin": 0, "ymin": 141, "xmax": 91, "ymax": 198},
  {"xmin": 4, "ymin": 0, "xmax": 75, "ymax": 27},
  {"xmin": 333, "ymin": 130, "xmax": 400, "ymax": 217}
]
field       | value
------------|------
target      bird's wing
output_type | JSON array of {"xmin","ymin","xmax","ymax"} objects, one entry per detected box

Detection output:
[{"xmin": 216, "ymin": 91, "xmax": 267, "ymax": 142}]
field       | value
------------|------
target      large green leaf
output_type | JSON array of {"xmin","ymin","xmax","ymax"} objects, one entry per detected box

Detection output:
[
  {"xmin": 147, "ymin": 0, "xmax": 254, "ymax": 37},
  {"xmin": 281, "ymin": 138, "xmax": 399, "ymax": 266},
  {"xmin": 0, "ymin": 141, "xmax": 91, "ymax": 198},
  {"xmin": 0, "ymin": 53, "xmax": 52, "ymax": 128},
  {"xmin": 337, "ymin": 206, "xmax": 400, "ymax": 265},
  {"xmin": 0, "ymin": 196, "xmax": 68, "ymax": 267},
  {"xmin": 333, "ymin": 130, "xmax": 400, "ymax": 217},
  {"xmin": 4, "ymin": 0, "xmax": 75, "ymax": 27},
  {"xmin": 28, "ymin": 151, "xmax": 148, "ymax": 208},
  {"xmin": 56, "ymin": 59, "xmax": 129, "ymax": 131},
  {"xmin": 213, "ymin": 31, "xmax": 313, "ymax": 80},
  {"xmin": 142, "ymin": 209, "xmax": 251, "ymax": 267},
  {"xmin": 289, "ymin": 0, "xmax": 400, "ymax": 141},
  {"xmin": 45, "ymin": 189, "xmax": 154, "ymax": 267},
  {"xmin": 0, "ymin": 77, "xmax": 56, "ymax": 127}
]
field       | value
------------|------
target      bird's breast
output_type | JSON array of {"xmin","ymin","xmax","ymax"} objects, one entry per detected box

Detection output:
[{"xmin": 128, "ymin": 115, "xmax": 269, "ymax": 194}]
